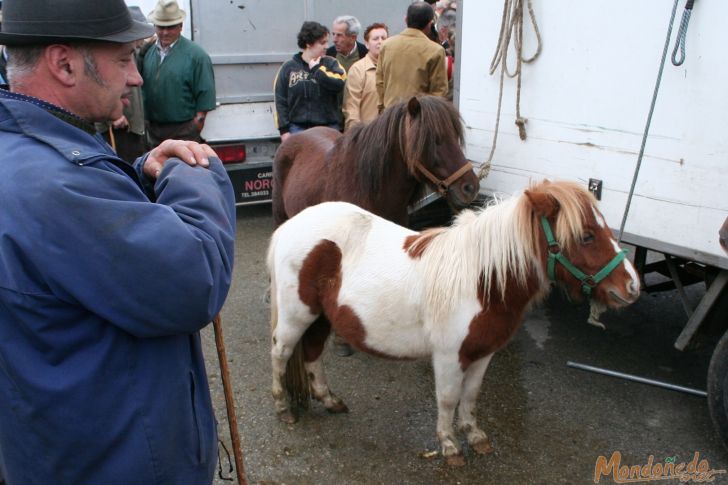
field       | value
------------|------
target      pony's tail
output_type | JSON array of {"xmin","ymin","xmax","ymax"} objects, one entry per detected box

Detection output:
[
  {"xmin": 285, "ymin": 344, "xmax": 310, "ymax": 411},
  {"xmin": 267, "ymin": 231, "xmax": 310, "ymax": 412}
]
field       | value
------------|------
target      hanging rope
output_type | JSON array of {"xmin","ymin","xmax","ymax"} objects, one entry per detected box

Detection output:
[
  {"xmin": 671, "ymin": 0, "xmax": 696, "ymax": 66},
  {"xmin": 617, "ymin": 0, "xmax": 681, "ymax": 243},
  {"xmin": 478, "ymin": 0, "xmax": 542, "ymax": 180}
]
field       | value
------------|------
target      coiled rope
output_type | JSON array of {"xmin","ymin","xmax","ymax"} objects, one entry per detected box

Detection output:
[{"xmin": 479, "ymin": 0, "xmax": 542, "ymax": 180}]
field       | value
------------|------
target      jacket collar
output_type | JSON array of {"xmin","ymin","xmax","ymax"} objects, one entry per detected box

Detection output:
[
  {"xmin": 0, "ymin": 89, "xmax": 117, "ymax": 165},
  {"xmin": 401, "ymin": 28, "xmax": 430, "ymax": 40},
  {"xmin": 361, "ymin": 54, "xmax": 377, "ymax": 71}
]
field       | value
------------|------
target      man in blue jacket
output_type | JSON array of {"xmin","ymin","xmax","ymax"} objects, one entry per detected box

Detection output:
[{"xmin": 0, "ymin": 1, "xmax": 235, "ymax": 484}]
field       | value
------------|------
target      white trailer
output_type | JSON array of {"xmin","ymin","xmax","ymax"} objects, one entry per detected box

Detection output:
[{"xmin": 455, "ymin": 0, "xmax": 728, "ymax": 448}]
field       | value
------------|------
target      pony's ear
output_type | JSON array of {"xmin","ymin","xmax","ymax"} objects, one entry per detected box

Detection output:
[
  {"xmin": 525, "ymin": 188, "xmax": 560, "ymax": 218},
  {"xmin": 407, "ymin": 97, "xmax": 421, "ymax": 118}
]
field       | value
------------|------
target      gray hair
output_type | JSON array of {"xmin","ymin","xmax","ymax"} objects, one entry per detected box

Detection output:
[
  {"xmin": 333, "ymin": 15, "xmax": 361, "ymax": 37},
  {"xmin": 6, "ymin": 43, "xmax": 107, "ymax": 89},
  {"xmin": 5, "ymin": 46, "xmax": 44, "ymax": 88},
  {"xmin": 438, "ymin": 8, "xmax": 457, "ymax": 31}
]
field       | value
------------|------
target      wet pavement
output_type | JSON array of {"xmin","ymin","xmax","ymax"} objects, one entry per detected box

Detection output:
[{"xmin": 203, "ymin": 204, "xmax": 728, "ymax": 485}]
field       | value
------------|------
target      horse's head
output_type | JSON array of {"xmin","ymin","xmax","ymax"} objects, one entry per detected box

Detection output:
[
  {"xmin": 403, "ymin": 96, "xmax": 479, "ymax": 209},
  {"xmin": 525, "ymin": 180, "xmax": 640, "ymax": 309},
  {"xmin": 720, "ymin": 216, "xmax": 728, "ymax": 254}
]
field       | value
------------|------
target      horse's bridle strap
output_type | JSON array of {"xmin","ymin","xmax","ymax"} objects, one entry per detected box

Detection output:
[
  {"xmin": 414, "ymin": 160, "xmax": 473, "ymax": 195},
  {"xmin": 540, "ymin": 216, "xmax": 628, "ymax": 296}
]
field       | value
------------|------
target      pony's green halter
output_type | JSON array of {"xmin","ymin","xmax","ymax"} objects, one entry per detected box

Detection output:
[{"xmin": 540, "ymin": 216, "xmax": 628, "ymax": 296}]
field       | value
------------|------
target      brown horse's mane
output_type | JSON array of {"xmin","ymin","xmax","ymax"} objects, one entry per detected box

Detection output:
[{"xmin": 334, "ymin": 96, "xmax": 465, "ymax": 194}]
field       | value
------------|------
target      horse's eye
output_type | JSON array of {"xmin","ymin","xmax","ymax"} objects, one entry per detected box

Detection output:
[{"xmin": 582, "ymin": 232, "xmax": 595, "ymax": 245}]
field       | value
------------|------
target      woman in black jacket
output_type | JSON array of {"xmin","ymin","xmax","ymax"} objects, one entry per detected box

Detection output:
[{"xmin": 274, "ymin": 21, "xmax": 347, "ymax": 142}]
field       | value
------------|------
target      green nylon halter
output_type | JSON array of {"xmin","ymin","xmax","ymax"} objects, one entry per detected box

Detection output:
[{"xmin": 539, "ymin": 216, "xmax": 628, "ymax": 296}]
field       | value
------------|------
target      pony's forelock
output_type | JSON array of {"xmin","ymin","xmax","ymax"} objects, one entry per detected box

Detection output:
[{"xmin": 537, "ymin": 180, "xmax": 596, "ymax": 251}]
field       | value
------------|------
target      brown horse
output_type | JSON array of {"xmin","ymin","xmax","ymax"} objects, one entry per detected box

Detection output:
[{"xmin": 272, "ymin": 96, "xmax": 479, "ymax": 227}]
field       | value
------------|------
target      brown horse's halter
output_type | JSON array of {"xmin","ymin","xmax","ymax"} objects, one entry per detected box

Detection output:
[{"xmin": 413, "ymin": 160, "xmax": 474, "ymax": 196}]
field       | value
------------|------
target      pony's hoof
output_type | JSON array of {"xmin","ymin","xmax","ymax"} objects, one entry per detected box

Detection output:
[
  {"xmin": 445, "ymin": 454, "xmax": 466, "ymax": 467},
  {"xmin": 277, "ymin": 410, "xmax": 297, "ymax": 424},
  {"xmin": 332, "ymin": 335, "xmax": 355, "ymax": 357},
  {"xmin": 326, "ymin": 400, "xmax": 349, "ymax": 414},
  {"xmin": 472, "ymin": 439, "xmax": 494, "ymax": 455}
]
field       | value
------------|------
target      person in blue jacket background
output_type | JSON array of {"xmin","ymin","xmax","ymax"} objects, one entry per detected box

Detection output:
[{"xmin": 0, "ymin": 0, "xmax": 236, "ymax": 484}]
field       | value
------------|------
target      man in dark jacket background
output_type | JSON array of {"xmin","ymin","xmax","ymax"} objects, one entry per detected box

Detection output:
[{"xmin": 0, "ymin": 0, "xmax": 235, "ymax": 483}]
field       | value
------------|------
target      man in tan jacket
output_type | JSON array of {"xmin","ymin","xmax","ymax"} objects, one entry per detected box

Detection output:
[{"xmin": 376, "ymin": 1, "xmax": 448, "ymax": 110}]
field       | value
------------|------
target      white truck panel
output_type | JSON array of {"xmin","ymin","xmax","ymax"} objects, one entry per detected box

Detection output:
[{"xmin": 457, "ymin": 0, "xmax": 728, "ymax": 269}]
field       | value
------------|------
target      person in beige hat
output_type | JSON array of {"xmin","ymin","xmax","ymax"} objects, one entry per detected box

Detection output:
[{"xmin": 140, "ymin": 0, "xmax": 216, "ymax": 147}]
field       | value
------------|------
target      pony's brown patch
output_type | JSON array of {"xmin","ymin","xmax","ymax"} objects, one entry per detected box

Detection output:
[
  {"xmin": 297, "ymin": 239, "xmax": 413, "ymax": 360},
  {"xmin": 458, "ymin": 270, "xmax": 541, "ymax": 370},
  {"xmin": 297, "ymin": 240, "xmax": 341, "ymax": 362},
  {"xmin": 403, "ymin": 228, "xmax": 445, "ymax": 259}
]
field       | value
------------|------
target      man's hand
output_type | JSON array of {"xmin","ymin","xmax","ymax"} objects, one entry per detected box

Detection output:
[
  {"xmin": 308, "ymin": 57, "xmax": 321, "ymax": 69},
  {"xmin": 193, "ymin": 111, "xmax": 207, "ymax": 133},
  {"xmin": 143, "ymin": 139, "xmax": 217, "ymax": 180},
  {"xmin": 112, "ymin": 115, "xmax": 129, "ymax": 130},
  {"xmin": 281, "ymin": 132, "xmax": 291, "ymax": 143}
]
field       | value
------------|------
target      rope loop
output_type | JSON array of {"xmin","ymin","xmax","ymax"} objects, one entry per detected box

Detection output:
[
  {"xmin": 671, "ymin": 7, "xmax": 692, "ymax": 66},
  {"xmin": 479, "ymin": 0, "xmax": 542, "ymax": 180}
]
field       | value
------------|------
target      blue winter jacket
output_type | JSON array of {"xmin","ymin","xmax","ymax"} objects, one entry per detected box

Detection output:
[{"xmin": 0, "ymin": 90, "xmax": 235, "ymax": 484}]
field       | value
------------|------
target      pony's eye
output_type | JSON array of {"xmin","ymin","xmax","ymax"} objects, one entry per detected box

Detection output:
[{"xmin": 582, "ymin": 232, "xmax": 595, "ymax": 244}]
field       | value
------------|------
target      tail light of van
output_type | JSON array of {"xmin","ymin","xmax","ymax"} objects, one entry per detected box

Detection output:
[{"xmin": 213, "ymin": 144, "xmax": 247, "ymax": 164}]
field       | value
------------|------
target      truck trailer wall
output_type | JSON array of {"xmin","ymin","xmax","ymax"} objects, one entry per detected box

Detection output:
[
  {"xmin": 456, "ymin": 0, "xmax": 728, "ymax": 268},
  {"xmin": 192, "ymin": 0, "xmax": 410, "ymax": 141}
]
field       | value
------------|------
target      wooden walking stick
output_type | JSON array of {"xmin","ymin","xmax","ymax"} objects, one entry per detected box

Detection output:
[
  {"xmin": 212, "ymin": 314, "xmax": 248, "ymax": 485},
  {"xmin": 108, "ymin": 126, "xmax": 117, "ymax": 152}
]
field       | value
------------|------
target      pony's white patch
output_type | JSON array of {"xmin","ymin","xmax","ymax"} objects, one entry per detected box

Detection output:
[
  {"xmin": 592, "ymin": 206, "xmax": 606, "ymax": 228},
  {"xmin": 523, "ymin": 309, "xmax": 550, "ymax": 350},
  {"xmin": 610, "ymin": 239, "xmax": 639, "ymax": 287}
]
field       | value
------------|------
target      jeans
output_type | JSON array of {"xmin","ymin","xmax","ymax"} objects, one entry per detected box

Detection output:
[{"xmin": 289, "ymin": 122, "xmax": 340, "ymax": 134}]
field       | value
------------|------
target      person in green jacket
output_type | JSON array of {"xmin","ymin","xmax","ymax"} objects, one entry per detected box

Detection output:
[{"xmin": 140, "ymin": 0, "xmax": 216, "ymax": 147}]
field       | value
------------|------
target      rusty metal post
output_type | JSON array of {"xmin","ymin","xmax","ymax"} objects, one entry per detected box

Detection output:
[{"xmin": 212, "ymin": 314, "xmax": 248, "ymax": 485}]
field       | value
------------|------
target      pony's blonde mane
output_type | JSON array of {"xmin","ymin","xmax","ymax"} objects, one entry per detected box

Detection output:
[{"xmin": 418, "ymin": 180, "xmax": 595, "ymax": 323}]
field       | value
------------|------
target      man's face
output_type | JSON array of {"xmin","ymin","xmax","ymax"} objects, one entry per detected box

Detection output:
[
  {"xmin": 331, "ymin": 22, "xmax": 356, "ymax": 54},
  {"xmin": 75, "ymin": 42, "xmax": 143, "ymax": 122},
  {"xmin": 155, "ymin": 23, "xmax": 183, "ymax": 48}
]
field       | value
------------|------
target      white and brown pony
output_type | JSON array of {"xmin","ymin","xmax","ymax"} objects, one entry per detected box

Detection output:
[{"xmin": 267, "ymin": 180, "xmax": 640, "ymax": 465}]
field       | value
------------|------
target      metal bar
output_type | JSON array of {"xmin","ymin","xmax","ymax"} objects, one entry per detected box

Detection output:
[
  {"xmin": 213, "ymin": 314, "xmax": 248, "ymax": 485},
  {"xmin": 408, "ymin": 190, "xmax": 442, "ymax": 213},
  {"xmin": 567, "ymin": 361, "xmax": 707, "ymax": 398},
  {"xmin": 675, "ymin": 269, "xmax": 728, "ymax": 351},
  {"xmin": 664, "ymin": 255, "xmax": 694, "ymax": 318}
]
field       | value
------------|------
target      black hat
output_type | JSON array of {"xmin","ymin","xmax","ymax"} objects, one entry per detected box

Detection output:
[{"xmin": 0, "ymin": 0, "xmax": 155, "ymax": 46}]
